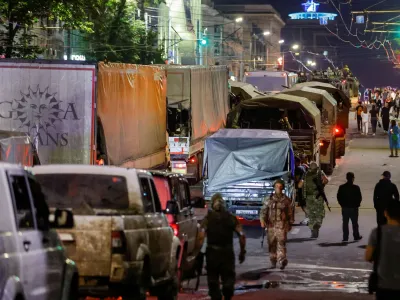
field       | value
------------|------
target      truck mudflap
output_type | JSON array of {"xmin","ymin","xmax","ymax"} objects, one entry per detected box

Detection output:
[{"xmin": 229, "ymin": 205, "xmax": 261, "ymax": 221}]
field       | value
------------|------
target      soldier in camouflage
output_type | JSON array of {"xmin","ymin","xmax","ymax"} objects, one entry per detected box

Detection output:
[
  {"xmin": 260, "ymin": 179, "xmax": 294, "ymax": 270},
  {"xmin": 198, "ymin": 193, "xmax": 246, "ymax": 300},
  {"xmin": 303, "ymin": 161, "xmax": 329, "ymax": 238}
]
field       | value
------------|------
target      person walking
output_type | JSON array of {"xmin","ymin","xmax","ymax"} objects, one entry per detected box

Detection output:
[
  {"xmin": 381, "ymin": 102, "xmax": 390, "ymax": 133},
  {"xmin": 260, "ymin": 179, "xmax": 294, "ymax": 270},
  {"xmin": 337, "ymin": 172, "xmax": 363, "ymax": 242},
  {"xmin": 295, "ymin": 157, "xmax": 308, "ymax": 225},
  {"xmin": 365, "ymin": 201, "xmax": 400, "ymax": 299},
  {"xmin": 373, "ymin": 171, "xmax": 400, "ymax": 226},
  {"xmin": 304, "ymin": 162, "xmax": 329, "ymax": 238},
  {"xmin": 199, "ymin": 193, "xmax": 246, "ymax": 300},
  {"xmin": 361, "ymin": 106, "xmax": 370, "ymax": 135},
  {"xmin": 376, "ymin": 94, "xmax": 383, "ymax": 114},
  {"xmin": 370, "ymin": 105, "xmax": 379, "ymax": 136},
  {"xmin": 355, "ymin": 102, "xmax": 364, "ymax": 132},
  {"xmin": 389, "ymin": 120, "xmax": 400, "ymax": 157}
]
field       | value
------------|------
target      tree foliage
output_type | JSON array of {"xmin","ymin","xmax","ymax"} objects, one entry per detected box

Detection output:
[
  {"xmin": 0, "ymin": 0, "xmax": 92, "ymax": 58},
  {"xmin": 84, "ymin": 0, "xmax": 164, "ymax": 64}
]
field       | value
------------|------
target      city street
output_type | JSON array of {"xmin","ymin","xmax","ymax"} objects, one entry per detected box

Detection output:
[{"xmin": 180, "ymin": 111, "xmax": 395, "ymax": 299}]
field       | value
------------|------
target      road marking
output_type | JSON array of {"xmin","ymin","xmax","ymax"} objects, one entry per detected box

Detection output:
[
  {"xmin": 287, "ymin": 263, "xmax": 371, "ymax": 273},
  {"xmin": 290, "ymin": 228, "xmax": 300, "ymax": 235}
]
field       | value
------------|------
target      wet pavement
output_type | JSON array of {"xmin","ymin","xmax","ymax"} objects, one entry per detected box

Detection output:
[{"xmin": 181, "ymin": 111, "xmax": 391, "ymax": 299}]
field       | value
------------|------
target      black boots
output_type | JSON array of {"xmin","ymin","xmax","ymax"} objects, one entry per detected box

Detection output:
[{"xmin": 311, "ymin": 225, "xmax": 320, "ymax": 239}]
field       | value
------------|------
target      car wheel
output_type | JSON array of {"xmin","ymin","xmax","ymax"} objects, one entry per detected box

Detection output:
[
  {"xmin": 127, "ymin": 258, "xmax": 150, "ymax": 300},
  {"xmin": 67, "ymin": 274, "xmax": 79, "ymax": 300}
]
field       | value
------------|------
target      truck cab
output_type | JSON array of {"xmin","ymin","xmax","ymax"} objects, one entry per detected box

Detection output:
[
  {"xmin": 243, "ymin": 71, "xmax": 298, "ymax": 93},
  {"xmin": 203, "ymin": 129, "xmax": 295, "ymax": 221}
]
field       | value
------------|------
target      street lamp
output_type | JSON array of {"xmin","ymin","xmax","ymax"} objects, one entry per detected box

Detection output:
[
  {"xmin": 292, "ymin": 44, "xmax": 299, "ymax": 50},
  {"xmin": 279, "ymin": 40, "xmax": 284, "ymax": 44},
  {"xmin": 263, "ymin": 31, "xmax": 271, "ymax": 36},
  {"xmin": 235, "ymin": 17, "xmax": 243, "ymax": 23}
]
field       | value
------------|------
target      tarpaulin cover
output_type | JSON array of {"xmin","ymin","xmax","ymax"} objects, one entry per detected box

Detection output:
[
  {"xmin": 227, "ymin": 94, "xmax": 321, "ymax": 139},
  {"xmin": 294, "ymin": 81, "xmax": 351, "ymax": 108},
  {"xmin": 281, "ymin": 86, "xmax": 337, "ymax": 125},
  {"xmin": 166, "ymin": 66, "xmax": 229, "ymax": 141},
  {"xmin": 0, "ymin": 131, "xmax": 33, "ymax": 166},
  {"xmin": 229, "ymin": 80, "xmax": 265, "ymax": 100},
  {"xmin": 97, "ymin": 63, "xmax": 167, "ymax": 166},
  {"xmin": 204, "ymin": 129, "xmax": 292, "ymax": 191}
]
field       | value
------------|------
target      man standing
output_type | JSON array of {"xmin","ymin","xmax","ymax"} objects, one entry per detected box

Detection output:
[
  {"xmin": 199, "ymin": 193, "xmax": 246, "ymax": 300},
  {"xmin": 295, "ymin": 157, "xmax": 307, "ymax": 225},
  {"xmin": 337, "ymin": 172, "xmax": 363, "ymax": 242},
  {"xmin": 260, "ymin": 180, "xmax": 294, "ymax": 270},
  {"xmin": 355, "ymin": 102, "xmax": 364, "ymax": 132},
  {"xmin": 373, "ymin": 171, "xmax": 400, "ymax": 225},
  {"xmin": 304, "ymin": 162, "xmax": 329, "ymax": 238}
]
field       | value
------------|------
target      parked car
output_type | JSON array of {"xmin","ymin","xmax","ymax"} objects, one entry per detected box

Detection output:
[
  {"xmin": 31, "ymin": 165, "xmax": 180, "ymax": 300},
  {"xmin": 0, "ymin": 163, "xmax": 78, "ymax": 300},
  {"xmin": 150, "ymin": 171, "xmax": 202, "ymax": 282}
]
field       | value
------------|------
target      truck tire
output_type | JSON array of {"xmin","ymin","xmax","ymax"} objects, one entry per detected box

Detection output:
[
  {"xmin": 339, "ymin": 140, "xmax": 346, "ymax": 156},
  {"xmin": 322, "ymin": 163, "xmax": 333, "ymax": 176}
]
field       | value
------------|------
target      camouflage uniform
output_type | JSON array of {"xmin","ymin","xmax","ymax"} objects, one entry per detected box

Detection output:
[
  {"xmin": 260, "ymin": 193, "xmax": 294, "ymax": 268},
  {"xmin": 200, "ymin": 194, "xmax": 246, "ymax": 300},
  {"xmin": 303, "ymin": 165, "xmax": 326, "ymax": 237}
]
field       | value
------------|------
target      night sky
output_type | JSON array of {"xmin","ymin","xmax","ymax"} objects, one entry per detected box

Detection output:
[{"xmin": 215, "ymin": 0, "xmax": 400, "ymax": 88}]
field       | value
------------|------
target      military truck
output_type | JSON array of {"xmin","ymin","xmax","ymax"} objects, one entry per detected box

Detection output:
[
  {"xmin": 281, "ymin": 87, "xmax": 338, "ymax": 175},
  {"xmin": 226, "ymin": 94, "xmax": 321, "ymax": 164},
  {"xmin": 293, "ymin": 82, "xmax": 351, "ymax": 157},
  {"xmin": 203, "ymin": 129, "xmax": 295, "ymax": 221}
]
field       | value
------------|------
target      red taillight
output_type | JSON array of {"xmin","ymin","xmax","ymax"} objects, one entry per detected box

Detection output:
[
  {"xmin": 170, "ymin": 223, "xmax": 179, "ymax": 236},
  {"xmin": 111, "ymin": 231, "xmax": 125, "ymax": 253},
  {"xmin": 189, "ymin": 156, "xmax": 197, "ymax": 163},
  {"xmin": 319, "ymin": 142, "xmax": 324, "ymax": 146}
]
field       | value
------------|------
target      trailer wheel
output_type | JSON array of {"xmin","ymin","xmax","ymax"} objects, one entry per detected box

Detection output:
[
  {"xmin": 339, "ymin": 140, "xmax": 346, "ymax": 156},
  {"xmin": 335, "ymin": 142, "xmax": 341, "ymax": 159}
]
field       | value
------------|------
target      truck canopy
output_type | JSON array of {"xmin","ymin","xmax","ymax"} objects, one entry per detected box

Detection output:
[
  {"xmin": 294, "ymin": 81, "xmax": 351, "ymax": 109},
  {"xmin": 226, "ymin": 94, "xmax": 321, "ymax": 139},
  {"xmin": 166, "ymin": 65, "xmax": 229, "ymax": 142},
  {"xmin": 281, "ymin": 86, "xmax": 337, "ymax": 125},
  {"xmin": 97, "ymin": 63, "xmax": 167, "ymax": 168},
  {"xmin": 229, "ymin": 80, "xmax": 265, "ymax": 100},
  {"xmin": 204, "ymin": 129, "xmax": 293, "ymax": 191}
]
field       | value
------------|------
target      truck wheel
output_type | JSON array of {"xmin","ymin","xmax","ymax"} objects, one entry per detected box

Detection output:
[
  {"xmin": 339, "ymin": 140, "xmax": 346, "ymax": 156},
  {"xmin": 322, "ymin": 164, "xmax": 333, "ymax": 175}
]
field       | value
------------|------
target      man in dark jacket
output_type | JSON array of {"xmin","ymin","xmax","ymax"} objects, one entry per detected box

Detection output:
[
  {"xmin": 337, "ymin": 172, "xmax": 362, "ymax": 241},
  {"xmin": 199, "ymin": 193, "xmax": 246, "ymax": 300},
  {"xmin": 373, "ymin": 171, "xmax": 400, "ymax": 225}
]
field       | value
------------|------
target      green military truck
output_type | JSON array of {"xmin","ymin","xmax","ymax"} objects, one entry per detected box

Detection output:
[{"xmin": 281, "ymin": 87, "xmax": 338, "ymax": 175}]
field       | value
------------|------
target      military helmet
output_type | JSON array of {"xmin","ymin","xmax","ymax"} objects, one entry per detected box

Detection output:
[
  {"xmin": 273, "ymin": 179, "xmax": 285, "ymax": 190},
  {"xmin": 210, "ymin": 193, "xmax": 226, "ymax": 211},
  {"xmin": 309, "ymin": 161, "xmax": 319, "ymax": 170}
]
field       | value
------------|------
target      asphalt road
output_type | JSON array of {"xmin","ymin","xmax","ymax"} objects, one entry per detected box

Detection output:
[{"xmin": 179, "ymin": 112, "xmax": 394, "ymax": 299}]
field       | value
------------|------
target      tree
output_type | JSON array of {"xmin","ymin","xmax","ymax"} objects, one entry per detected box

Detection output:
[
  {"xmin": 84, "ymin": 0, "xmax": 164, "ymax": 64},
  {"xmin": 0, "ymin": 0, "xmax": 93, "ymax": 58}
]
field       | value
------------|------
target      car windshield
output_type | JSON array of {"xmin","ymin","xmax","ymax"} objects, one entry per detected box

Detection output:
[{"xmin": 35, "ymin": 173, "xmax": 130, "ymax": 213}]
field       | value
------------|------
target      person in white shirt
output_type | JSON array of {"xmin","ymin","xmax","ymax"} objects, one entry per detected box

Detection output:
[{"xmin": 361, "ymin": 107, "xmax": 370, "ymax": 135}]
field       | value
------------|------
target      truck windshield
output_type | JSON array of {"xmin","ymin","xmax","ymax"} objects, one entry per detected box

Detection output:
[
  {"xmin": 245, "ymin": 77, "xmax": 286, "ymax": 92},
  {"xmin": 35, "ymin": 174, "xmax": 130, "ymax": 212}
]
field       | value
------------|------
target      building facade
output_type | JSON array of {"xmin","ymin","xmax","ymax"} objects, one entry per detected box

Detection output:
[{"xmin": 214, "ymin": 4, "xmax": 285, "ymax": 74}]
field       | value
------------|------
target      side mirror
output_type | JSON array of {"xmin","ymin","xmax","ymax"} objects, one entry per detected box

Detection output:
[
  {"xmin": 52, "ymin": 209, "xmax": 74, "ymax": 229},
  {"xmin": 165, "ymin": 200, "xmax": 179, "ymax": 215},
  {"xmin": 191, "ymin": 197, "xmax": 206, "ymax": 209}
]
